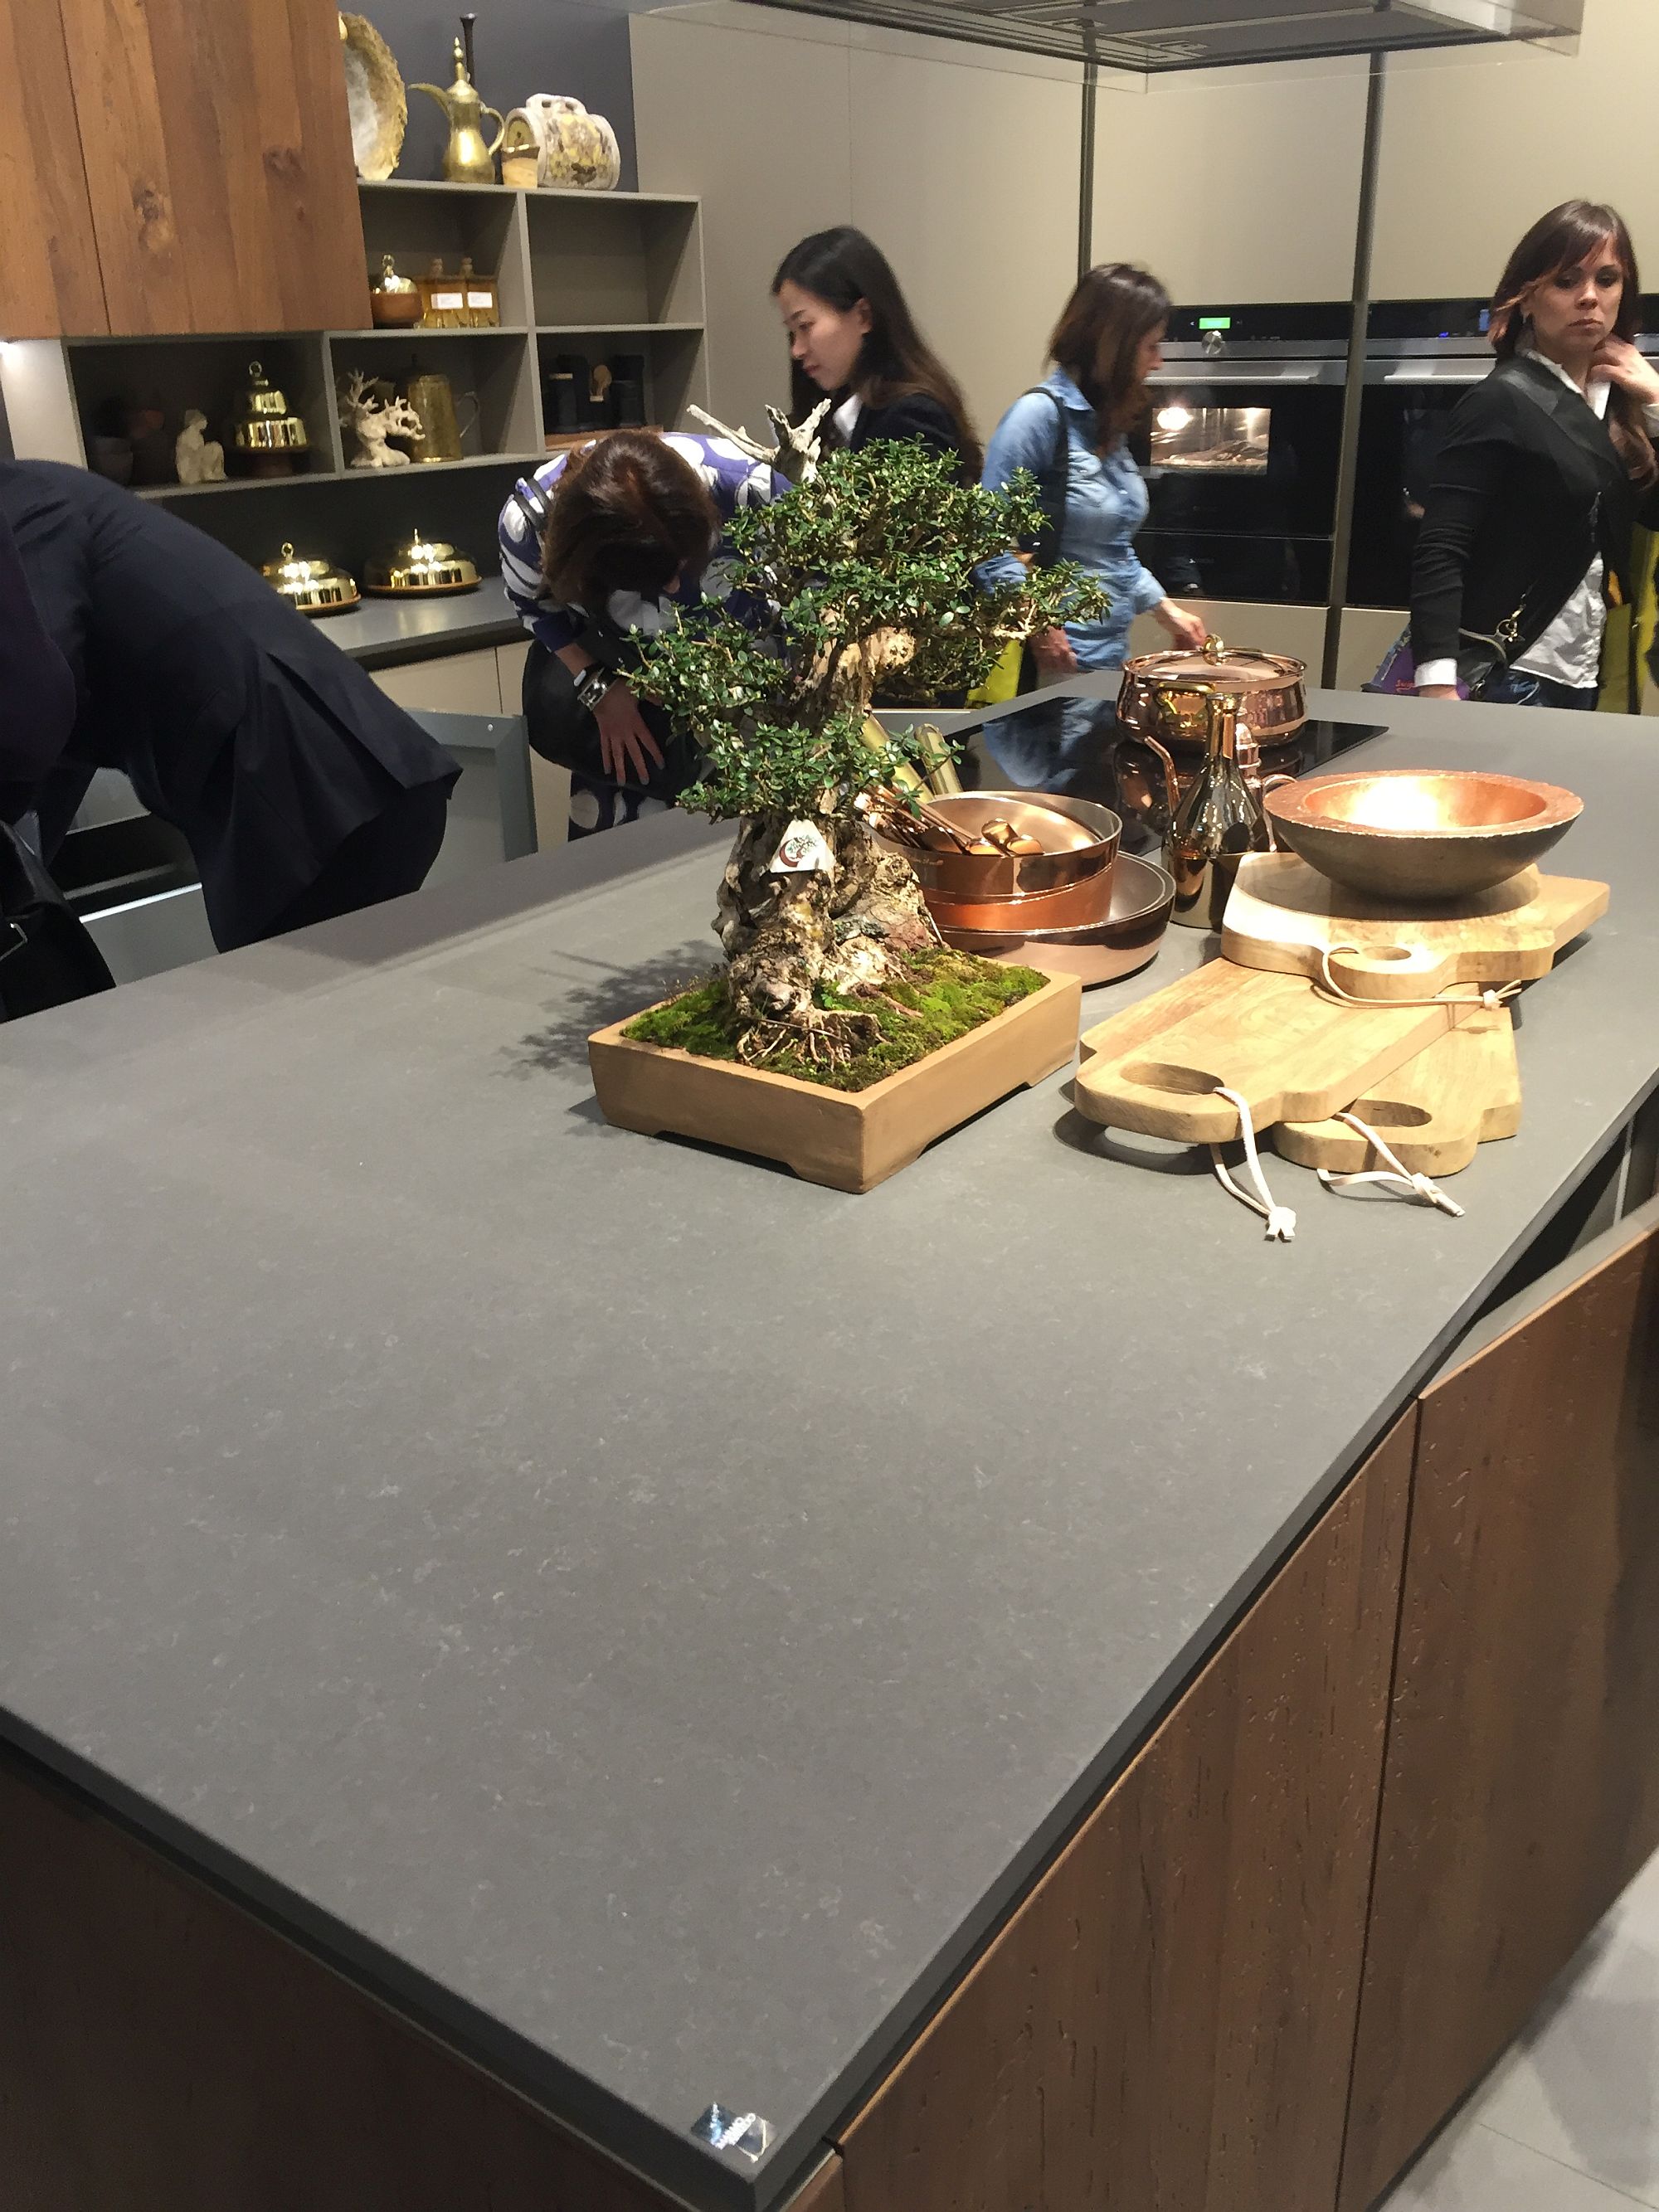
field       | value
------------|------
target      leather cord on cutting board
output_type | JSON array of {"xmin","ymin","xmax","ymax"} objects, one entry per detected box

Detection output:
[
  {"xmin": 1316, "ymin": 941, "xmax": 1524, "ymax": 1013},
  {"xmin": 1318, "ymin": 1111, "xmax": 1466, "ymax": 1216},
  {"xmin": 1210, "ymin": 1087, "xmax": 1297, "ymax": 1242}
]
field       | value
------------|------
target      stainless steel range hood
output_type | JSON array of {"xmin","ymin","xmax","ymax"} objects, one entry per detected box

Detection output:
[{"xmin": 721, "ymin": 0, "xmax": 1584, "ymax": 70}]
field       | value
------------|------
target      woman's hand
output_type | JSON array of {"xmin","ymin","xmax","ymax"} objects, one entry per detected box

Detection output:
[
  {"xmin": 1415, "ymin": 684, "xmax": 1462, "ymax": 702},
  {"xmin": 1593, "ymin": 337, "xmax": 1659, "ymax": 411},
  {"xmin": 595, "ymin": 682, "xmax": 665, "ymax": 785},
  {"xmin": 1029, "ymin": 626, "xmax": 1079, "ymax": 676},
  {"xmin": 1155, "ymin": 600, "xmax": 1208, "ymax": 650}
]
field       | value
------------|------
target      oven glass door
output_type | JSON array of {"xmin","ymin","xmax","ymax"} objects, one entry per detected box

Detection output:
[{"xmin": 1135, "ymin": 376, "xmax": 1343, "ymax": 605}]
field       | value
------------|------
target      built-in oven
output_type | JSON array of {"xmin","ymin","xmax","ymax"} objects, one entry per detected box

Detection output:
[
  {"xmin": 1136, "ymin": 304, "xmax": 1348, "ymax": 605},
  {"xmin": 1348, "ymin": 295, "xmax": 1659, "ymax": 610}
]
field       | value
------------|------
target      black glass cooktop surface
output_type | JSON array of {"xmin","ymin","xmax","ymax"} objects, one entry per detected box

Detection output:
[{"xmin": 954, "ymin": 698, "xmax": 1389, "ymax": 853}]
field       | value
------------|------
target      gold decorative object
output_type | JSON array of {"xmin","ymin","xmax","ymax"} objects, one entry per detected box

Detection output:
[
  {"xmin": 417, "ymin": 258, "xmax": 469, "ymax": 330},
  {"xmin": 411, "ymin": 35, "xmax": 504, "ymax": 184},
  {"xmin": 500, "ymin": 109, "xmax": 541, "ymax": 190},
  {"xmin": 1264, "ymin": 771, "xmax": 1584, "ymax": 903},
  {"xmin": 459, "ymin": 255, "xmax": 499, "ymax": 328},
  {"xmin": 369, "ymin": 253, "xmax": 421, "ymax": 328},
  {"xmin": 233, "ymin": 362, "xmax": 309, "ymax": 478},
  {"xmin": 339, "ymin": 13, "xmax": 406, "ymax": 181},
  {"xmin": 403, "ymin": 372, "xmax": 479, "ymax": 463},
  {"xmin": 364, "ymin": 532, "xmax": 481, "ymax": 596},
  {"xmin": 262, "ymin": 542, "xmax": 360, "ymax": 617}
]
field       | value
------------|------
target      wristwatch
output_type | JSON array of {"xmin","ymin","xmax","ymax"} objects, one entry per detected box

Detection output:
[{"xmin": 573, "ymin": 662, "xmax": 619, "ymax": 715}]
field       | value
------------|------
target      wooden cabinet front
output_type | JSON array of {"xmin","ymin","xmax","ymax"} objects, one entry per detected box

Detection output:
[
  {"xmin": 834, "ymin": 1414, "xmax": 1415, "ymax": 2212},
  {"xmin": 51, "ymin": 0, "xmax": 369, "ymax": 336},
  {"xmin": 1340, "ymin": 1213, "xmax": 1659, "ymax": 2211},
  {"xmin": 0, "ymin": 1, "xmax": 106, "ymax": 336}
]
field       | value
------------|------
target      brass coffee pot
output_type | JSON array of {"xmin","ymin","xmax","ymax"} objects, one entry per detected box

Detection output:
[
  {"xmin": 412, "ymin": 38, "xmax": 504, "ymax": 184},
  {"xmin": 1140, "ymin": 692, "xmax": 1288, "ymax": 931},
  {"xmin": 403, "ymin": 372, "xmax": 479, "ymax": 464}
]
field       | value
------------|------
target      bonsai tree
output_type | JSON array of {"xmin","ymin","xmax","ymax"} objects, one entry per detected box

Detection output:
[{"xmin": 632, "ymin": 438, "xmax": 1105, "ymax": 1070}]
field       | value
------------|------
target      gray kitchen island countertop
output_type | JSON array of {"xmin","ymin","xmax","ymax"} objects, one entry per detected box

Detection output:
[{"xmin": 2, "ymin": 689, "xmax": 1657, "ymax": 2212}]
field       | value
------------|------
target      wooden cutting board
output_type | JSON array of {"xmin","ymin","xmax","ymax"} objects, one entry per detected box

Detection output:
[
  {"xmin": 1073, "ymin": 956, "xmax": 1477, "ymax": 1144},
  {"xmin": 1273, "ymin": 1004, "xmax": 1521, "ymax": 1176},
  {"xmin": 1221, "ymin": 853, "xmax": 1608, "ymax": 1000}
]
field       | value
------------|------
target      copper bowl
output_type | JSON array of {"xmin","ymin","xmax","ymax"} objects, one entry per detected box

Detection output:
[
  {"xmin": 1117, "ymin": 641, "xmax": 1306, "ymax": 750},
  {"xmin": 1265, "ymin": 771, "xmax": 1583, "ymax": 902},
  {"xmin": 892, "ymin": 792, "xmax": 1121, "ymax": 899},
  {"xmin": 937, "ymin": 854, "xmax": 1175, "ymax": 985}
]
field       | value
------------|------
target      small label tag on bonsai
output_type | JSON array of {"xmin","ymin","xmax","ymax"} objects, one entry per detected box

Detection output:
[{"xmin": 769, "ymin": 820, "xmax": 834, "ymax": 876}]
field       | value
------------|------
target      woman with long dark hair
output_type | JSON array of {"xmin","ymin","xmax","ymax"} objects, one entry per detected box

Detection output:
[
  {"xmin": 979, "ymin": 263, "xmax": 1204, "ymax": 684},
  {"xmin": 1409, "ymin": 200, "xmax": 1659, "ymax": 708},
  {"xmin": 772, "ymin": 227, "xmax": 980, "ymax": 477}
]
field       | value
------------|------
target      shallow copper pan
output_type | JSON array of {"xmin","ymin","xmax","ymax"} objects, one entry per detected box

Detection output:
[
  {"xmin": 938, "ymin": 855, "xmax": 1175, "ymax": 985},
  {"xmin": 898, "ymin": 793, "xmax": 1121, "ymax": 897},
  {"xmin": 924, "ymin": 862, "xmax": 1121, "ymax": 934}
]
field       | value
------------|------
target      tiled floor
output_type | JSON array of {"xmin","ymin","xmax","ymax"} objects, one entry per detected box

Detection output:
[{"xmin": 1379, "ymin": 1850, "xmax": 1659, "ymax": 2210}]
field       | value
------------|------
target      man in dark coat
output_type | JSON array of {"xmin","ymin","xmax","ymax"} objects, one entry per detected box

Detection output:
[{"xmin": 0, "ymin": 462, "xmax": 459, "ymax": 949}]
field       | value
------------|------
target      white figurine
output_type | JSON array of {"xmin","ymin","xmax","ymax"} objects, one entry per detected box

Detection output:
[
  {"xmin": 174, "ymin": 409, "xmax": 226, "ymax": 484},
  {"xmin": 339, "ymin": 370, "xmax": 423, "ymax": 468}
]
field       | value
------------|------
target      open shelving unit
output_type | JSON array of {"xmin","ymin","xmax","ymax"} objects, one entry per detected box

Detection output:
[{"xmin": 7, "ymin": 179, "xmax": 708, "ymax": 578}]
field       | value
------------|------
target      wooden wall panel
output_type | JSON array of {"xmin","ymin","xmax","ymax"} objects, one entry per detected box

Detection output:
[
  {"xmin": 54, "ymin": 0, "xmax": 368, "ymax": 336},
  {"xmin": 0, "ymin": 0, "xmax": 106, "ymax": 335},
  {"xmin": 836, "ymin": 1413, "xmax": 1415, "ymax": 2212},
  {"xmin": 0, "ymin": 1753, "xmax": 731, "ymax": 2212},
  {"xmin": 1340, "ymin": 1218, "xmax": 1659, "ymax": 2212}
]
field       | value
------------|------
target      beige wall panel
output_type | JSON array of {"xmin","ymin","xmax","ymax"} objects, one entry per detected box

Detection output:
[
  {"xmin": 1089, "ymin": 61, "xmax": 1367, "ymax": 303},
  {"xmin": 1126, "ymin": 600, "xmax": 1328, "ymax": 664},
  {"xmin": 371, "ymin": 650, "xmax": 504, "ymax": 716},
  {"xmin": 632, "ymin": 12, "xmax": 853, "ymax": 438},
  {"xmin": 1374, "ymin": 1, "xmax": 1659, "ymax": 301},
  {"xmin": 848, "ymin": 49, "xmax": 1080, "ymax": 441}
]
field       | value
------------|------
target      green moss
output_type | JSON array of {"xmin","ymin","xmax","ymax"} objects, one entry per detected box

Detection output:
[{"xmin": 622, "ymin": 950, "xmax": 1049, "ymax": 1092}]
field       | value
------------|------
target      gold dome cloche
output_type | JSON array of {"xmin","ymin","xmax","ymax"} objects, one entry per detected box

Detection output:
[
  {"xmin": 261, "ymin": 542, "xmax": 361, "ymax": 617},
  {"xmin": 364, "ymin": 531, "xmax": 481, "ymax": 596}
]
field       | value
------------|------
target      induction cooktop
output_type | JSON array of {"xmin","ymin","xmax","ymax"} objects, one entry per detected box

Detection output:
[{"xmin": 955, "ymin": 697, "xmax": 1388, "ymax": 854}]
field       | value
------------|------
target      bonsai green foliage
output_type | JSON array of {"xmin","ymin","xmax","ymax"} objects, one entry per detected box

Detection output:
[
  {"xmin": 632, "ymin": 442, "xmax": 1108, "ymax": 824},
  {"xmin": 623, "ymin": 950, "xmax": 1048, "ymax": 1092}
]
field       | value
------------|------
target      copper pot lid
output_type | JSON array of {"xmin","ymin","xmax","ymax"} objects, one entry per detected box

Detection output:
[
  {"xmin": 1123, "ymin": 642, "xmax": 1305, "ymax": 690},
  {"xmin": 364, "ymin": 532, "xmax": 481, "ymax": 596}
]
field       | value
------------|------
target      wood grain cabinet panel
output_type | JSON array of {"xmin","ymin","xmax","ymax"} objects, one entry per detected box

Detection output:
[
  {"xmin": 0, "ymin": 0, "xmax": 106, "ymax": 335},
  {"xmin": 0, "ymin": 1751, "xmax": 849, "ymax": 2212},
  {"xmin": 54, "ymin": 0, "xmax": 368, "ymax": 336},
  {"xmin": 835, "ymin": 1413, "xmax": 1415, "ymax": 2212},
  {"xmin": 1340, "ymin": 1218, "xmax": 1659, "ymax": 2212}
]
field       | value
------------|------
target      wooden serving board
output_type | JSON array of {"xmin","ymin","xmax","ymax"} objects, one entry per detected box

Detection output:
[
  {"xmin": 1273, "ymin": 1004, "xmax": 1521, "ymax": 1176},
  {"xmin": 1221, "ymin": 854, "xmax": 1608, "ymax": 1000},
  {"xmin": 1073, "ymin": 956, "xmax": 1477, "ymax": 1144}
]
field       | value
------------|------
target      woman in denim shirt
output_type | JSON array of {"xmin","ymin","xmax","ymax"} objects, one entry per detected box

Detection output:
[{"xmin": 980, "ymin": 265, "xmax": 1204, "ymax": 681}]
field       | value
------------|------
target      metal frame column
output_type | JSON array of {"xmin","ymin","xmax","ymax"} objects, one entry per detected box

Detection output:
[{"xmin": 1321, "ymin": 50, "xmax": 1388, "ymax": 687}]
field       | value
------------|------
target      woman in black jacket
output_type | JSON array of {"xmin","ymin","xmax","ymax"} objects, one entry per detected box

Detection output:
[
  {"xmin": 1411, "ymin": 200, "xmax": 1659, "ymax": 710},
  {"xmin": 772, "ymin": 227, "xmax": 980, "ymax": 478}
]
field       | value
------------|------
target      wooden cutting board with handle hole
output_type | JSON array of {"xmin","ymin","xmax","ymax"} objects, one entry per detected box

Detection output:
[
  {"xmin": 1220, "ymin": 853, "xmax": 1608, "ymax": 1000},
  {"xmin": 1272, "ymin": 1004, "xmax": 1521, "ymax": 1176},
  {"xmin": 1073, "ymin": 957, "xmax": 1480, "ymax": 1144}
]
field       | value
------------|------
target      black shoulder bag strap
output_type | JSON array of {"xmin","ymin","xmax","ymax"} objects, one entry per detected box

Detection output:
[{"xmin": 1019, "ymin": 389, "xmax": 1071, "ymax": 566}]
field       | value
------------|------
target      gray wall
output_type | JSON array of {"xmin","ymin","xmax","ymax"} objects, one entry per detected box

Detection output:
[{"xmin": 363, "ymin": 0, "xmax": 642, "ymax": 190}]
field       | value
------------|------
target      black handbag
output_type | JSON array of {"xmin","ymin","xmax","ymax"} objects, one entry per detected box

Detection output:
[
  {"xmin": 0, "ymin": 818, "xmax": 116, "ymax": 1022},
  {"xmin": 520, "ymin": 634, "xmax": 702, "ymax": 802}
]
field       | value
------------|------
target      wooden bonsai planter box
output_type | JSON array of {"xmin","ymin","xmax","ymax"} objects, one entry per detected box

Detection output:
[{"xmin": 588, "ymin": 972, "xmax": 1082, "ymax": 1192}]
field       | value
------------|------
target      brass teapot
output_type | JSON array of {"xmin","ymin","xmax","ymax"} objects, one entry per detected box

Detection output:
[{"xmin": 412, "ymin": 37, "xmax": 504, "ymax": 184}]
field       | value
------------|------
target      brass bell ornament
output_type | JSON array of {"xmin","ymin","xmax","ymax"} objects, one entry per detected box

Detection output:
[{"xmin": 234, "ymin": 362, "xmax": 309, "ymax": 477}]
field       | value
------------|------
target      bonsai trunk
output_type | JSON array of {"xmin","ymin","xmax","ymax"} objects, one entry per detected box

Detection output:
[{"xmin": 714, "ymin": 812, "xmax": 939, "ymax": 1062}]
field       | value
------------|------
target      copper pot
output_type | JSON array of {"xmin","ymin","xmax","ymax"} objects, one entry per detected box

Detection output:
[
  {"xmin": 923, "ymin": 866, "xmax": 1121, "ymax": 934},
  {"xmin": 886, "ymin": 793, "xmax": 1121, "ymax": 899},
  {"xmin": 1117, "ymin": 637, "xmax": 1306, "ymax": 750}
]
